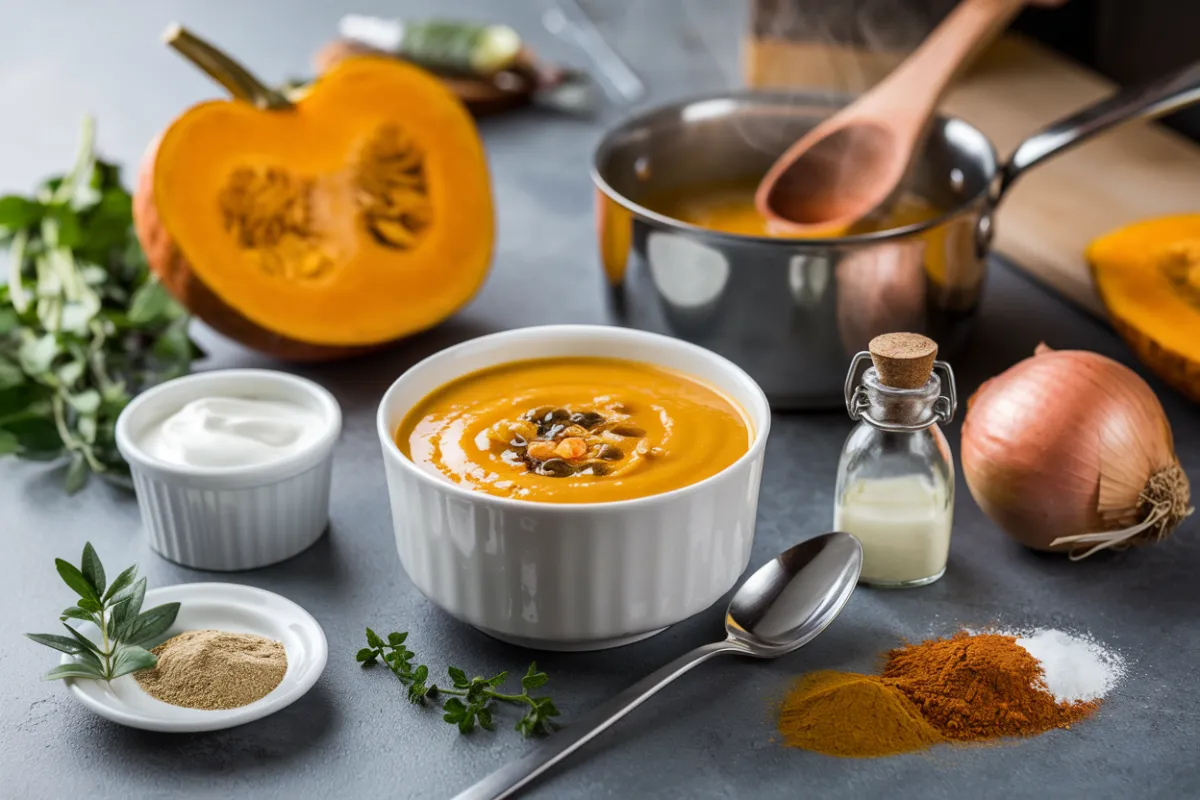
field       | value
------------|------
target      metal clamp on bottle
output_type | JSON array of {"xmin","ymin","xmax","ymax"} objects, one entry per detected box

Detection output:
[{"xmin": 844, "ymin": 351, "xmax": 957, "ymax": 432}]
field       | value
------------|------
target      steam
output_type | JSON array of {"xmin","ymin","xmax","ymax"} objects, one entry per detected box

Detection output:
[{"xmin": 686, "ymin": 0, "xmax": 937, "ymax": 209}]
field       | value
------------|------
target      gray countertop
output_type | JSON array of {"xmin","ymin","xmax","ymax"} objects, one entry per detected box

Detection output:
[{"xmin": 3, "ymin": 2, "xmax": 1198, "ymax": 798}]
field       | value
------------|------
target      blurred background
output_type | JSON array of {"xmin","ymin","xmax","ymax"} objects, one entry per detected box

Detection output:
[{"xmin": 1, "ymin": 0, "xmax": 1196, "ymax": 195}]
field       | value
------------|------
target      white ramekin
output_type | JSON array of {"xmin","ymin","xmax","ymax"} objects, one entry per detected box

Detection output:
[
  {"xmin": 116, "ymin": 369, "xmax": 341, "ymax": 571},
  {"xmin": 376, "ymin": 324, "xmax": 771, "ymax": 651}
]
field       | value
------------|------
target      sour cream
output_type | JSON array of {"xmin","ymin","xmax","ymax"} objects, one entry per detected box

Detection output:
[{"xmin": 138, "ymin": 396, "xmax": 325, "ymax": 469}]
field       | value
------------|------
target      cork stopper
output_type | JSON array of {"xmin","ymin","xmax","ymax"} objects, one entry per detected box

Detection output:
[{"xmin": 868, "ymin": 333, "xmax": 937, "ymax": 389}]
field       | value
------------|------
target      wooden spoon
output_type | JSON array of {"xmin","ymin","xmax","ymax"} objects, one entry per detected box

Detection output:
[{"xmin": 755, "ymin": 0, "xmax": 1026, "ymax": 234}]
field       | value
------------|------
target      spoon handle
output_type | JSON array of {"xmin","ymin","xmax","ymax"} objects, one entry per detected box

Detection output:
[
  {"xmin": 870, "ymin": 0, "xmax": 1025, "ymax": 119},
  {"xmin": 452, "ymin": 640, "xmax": 743, "ymax": 800}
]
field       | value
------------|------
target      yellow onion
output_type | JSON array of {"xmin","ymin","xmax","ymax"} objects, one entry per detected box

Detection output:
[{"xmin": 961, "ymin": 344, "xmax": 1192, "ymax": 559}]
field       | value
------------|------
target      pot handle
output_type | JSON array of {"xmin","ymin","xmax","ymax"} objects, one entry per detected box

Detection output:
[{"xmin": 994, "ymin": 59, "xmax": 1200, "ymax": 205}]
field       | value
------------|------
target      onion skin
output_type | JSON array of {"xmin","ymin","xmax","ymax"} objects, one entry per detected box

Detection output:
[{"xmin": 961, "ymin": 345, "xmax": 1186, "ymax": 553}]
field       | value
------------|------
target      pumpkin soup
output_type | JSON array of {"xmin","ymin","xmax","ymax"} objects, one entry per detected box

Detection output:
[
  {"xmin": 397, "ymin": 357, "xmax": 751, "ymax": 503},
  {"xmin": 645, "ymin": 181, "xmax": 938, "ymax": 238}
]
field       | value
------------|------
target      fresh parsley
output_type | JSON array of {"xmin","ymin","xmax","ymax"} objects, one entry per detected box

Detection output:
[
  {"xmin": 25, "ymin": 542, "xmax": 181, "ymax": 681},
  {"xmin": 357, "ymin": 628, "xmax": 561, "ymax": 737},
  {"xmin": 0, "ymin": 116, "xmax": 202, "ymax": 493}
]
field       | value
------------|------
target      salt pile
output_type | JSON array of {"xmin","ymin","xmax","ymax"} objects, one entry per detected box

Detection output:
[{"xmin": 1014, "ymin": 628, "xmax": 1126, "ymax": 703}]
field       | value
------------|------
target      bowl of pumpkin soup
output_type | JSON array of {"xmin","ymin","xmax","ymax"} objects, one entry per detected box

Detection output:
[{"xmin": 377, "ymin": 325, "xmax": 770, "ymax": 650}]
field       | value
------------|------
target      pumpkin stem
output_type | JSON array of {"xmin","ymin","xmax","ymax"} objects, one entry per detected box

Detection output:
[{"xmin": 162, "ymin": 23, "xmax": 293, "ymax": 110}]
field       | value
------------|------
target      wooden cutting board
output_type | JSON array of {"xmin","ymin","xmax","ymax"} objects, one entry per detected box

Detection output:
[{"xmin": 744, "ymin": 34, "xmax": 1200, "ymax": 318}]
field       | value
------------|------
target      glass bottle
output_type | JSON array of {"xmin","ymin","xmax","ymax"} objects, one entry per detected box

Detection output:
[{"xmin": 834, "ymin": 334, "xmax": 957, "ymax": 588}]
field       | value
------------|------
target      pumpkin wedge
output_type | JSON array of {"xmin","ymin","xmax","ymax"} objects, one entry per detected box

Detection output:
[
  {"xmin": 134, "ymin": 25, "xmax": 494, "ymax": 360},
  {"xmin": 1088, "ymin": 214, "xmax": 1200, "ymax": 402}
]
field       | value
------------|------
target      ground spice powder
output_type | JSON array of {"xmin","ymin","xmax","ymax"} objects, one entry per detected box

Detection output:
[
  {"xmin": 135, "ymin": 629, "xmax": 287, "ymax": 710},
  {"xmin": 777, "ymin": 631, "xmax": 1102, "ymax": 758},
  {"xmin": 777, "ymin": 671, "xmax": 943, "ymax": 757},
  {"xmin": 883, "ymin": 631, "xmax": 1098, "ymax": 741}
]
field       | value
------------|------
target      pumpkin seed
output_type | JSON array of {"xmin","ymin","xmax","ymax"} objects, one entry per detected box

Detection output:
[
  {"xmin": 525, "ymin": 406, "xmax": 554, "ymax": 421},
  {"xmin": 598, "ymin": 444, "xmax": 624, "ymax": 460},
  {"xmin": 570, "ymin": 411, "xmax": 606, "ymax": 429},
  {"xmin": 586, "ymin": 462, "xmax": 610, "ymax": 476},
  {"xmin": 610, "ymin": 423, "xmax": 646, "ymax": 437},
  {"xmin": 537, "ymin": 458, "xmax": 575, "ymax": 478}
]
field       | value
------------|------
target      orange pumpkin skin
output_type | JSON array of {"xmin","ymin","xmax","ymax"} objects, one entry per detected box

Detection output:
[{"xmin": 133, "ymin": 55, "xmax": 494, "ymax": 361}]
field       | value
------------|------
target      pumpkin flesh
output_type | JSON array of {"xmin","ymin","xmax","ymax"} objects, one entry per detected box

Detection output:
[
  {"xmin": 145, "ymin": 56, "xmax": 493, "ymax": 349},
  {"xmin": 1088, "ymin": 214, "xmax": 1200, "ymax": 402}
]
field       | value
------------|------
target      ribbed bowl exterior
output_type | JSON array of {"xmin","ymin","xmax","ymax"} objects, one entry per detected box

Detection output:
[
  {"xmin": 131, "ymin": 457, "xmax": 333, "ymax": 571},
  {"xmin": 382, "ymin": 450, "xmax": 763, "ymax": 647}
]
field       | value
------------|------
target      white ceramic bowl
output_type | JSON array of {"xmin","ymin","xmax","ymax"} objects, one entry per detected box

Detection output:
[
  {"xmin": 116, "ymin": 369, "xmax": 341, "ymax": 571},
  {"xmin": 376, "ymin": 325, "xmax": 771, "ymax": 651}
]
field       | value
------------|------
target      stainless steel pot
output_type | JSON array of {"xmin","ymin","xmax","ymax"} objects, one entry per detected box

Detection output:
[{"xmin": 592, "ymin": 62, "xmax": 1200, "ymax": 409}]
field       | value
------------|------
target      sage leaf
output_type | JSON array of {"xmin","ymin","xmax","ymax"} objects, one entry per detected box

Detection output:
[
  {"xmin": 125, "ymin": 602, "xmax": 180, "ymax": 646},
  {"xmin": 4, "ymin": 416, "xmax": 62, "ymax": 454},
  {"xmin": 101, "ymin": 563, "xmax": 137, "ymax": 603},
  {"xmin": 0, "ymin": 307, "xmax": 17, "ymax": 335},
  {"xmin": 25, "ymin": 632, "xmax": 85, "ymax": 655},
  {"xmin": 127, "ymin": 280, "xmax": 171, "ymax": 325},
  {"xmin": 77, "ymin": 597, "xmax": 102, "ymax": 613},
  {"xmin": 55, "ymin": 558, "xmax": 99, "ymax": 603},
  {"xmin": 77, "ymin": 414, "xmax": 97, "ymax": 444},
  {"xmin": 73, "ymin": 647, "xmax": 104, "ymax": 671},
  {"xmin": 112, "ymin": 576, "xmax": 146, "ymax": 638},
  {"xmin": 55, "ymin": 359, "xmax": 84, "ymax": 387},
  {"xmin": 0, "ymin": 430, "xmax": 18, "ymax": 455},
  {"xmin": 110, "ymin": 644, "xmax": 158, "ymax": 680},
  {"xmin": 80, "ymin": 542, "xmax": 105, "ymax": 594},
  {"xmin": 43, "ymin": 663, "xmax": 105, "ymax": 682},
  {"xmin": 0, "ymin": 357, "xmax": 23, "ymax": 390},
  {"xmin": 0, "ymin": 195, "xmax": 41, "ymax": 230},
  {"xmin": 64, "ymin": 452, "xmax": 88, "ymax": 494},
  {"xmin": 18, "ymin": 333, "xmax": 58, "ymax": 374},
  {"xmin": 68, "ymin": 389, "xmax": 101, "ymax": 415},
  {"xmin": 60, "ymin": 606, "xmax": 98, "ymax": 624},
  {"xmin": 61, "ymin": 622, "xmax": 102, "ymax": 655}
]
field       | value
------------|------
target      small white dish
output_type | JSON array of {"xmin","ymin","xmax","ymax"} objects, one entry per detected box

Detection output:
[
  {"xmin": 377, "ymin": 324, "xmax": 772, "ymax": 651},
  {"xmin": 59, "ymin": 582, "xmax": 327, "ymax": 732},
  {"xmin": 116, "ymin": 369, "xmax": 342, "ymax": 571}
]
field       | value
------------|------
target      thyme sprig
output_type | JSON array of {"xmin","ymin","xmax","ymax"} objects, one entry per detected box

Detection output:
[{"xmin": 357, "ymin": 628, "xmax": 561, "ymax": 737}]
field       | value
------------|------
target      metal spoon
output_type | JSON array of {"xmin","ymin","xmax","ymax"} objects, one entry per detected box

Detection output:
[{"xmin": 453, "ymin": 531, "xmax": 863, "ymax": 800}]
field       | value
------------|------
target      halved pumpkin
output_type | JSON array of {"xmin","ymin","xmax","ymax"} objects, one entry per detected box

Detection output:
[
  {"xmin": 1088, "ymin": 214, "xmax": 1200, "ymax": 402},
  {"xmin": 134, "ymin": 26, "xmax": 494, "ymax": 360}
]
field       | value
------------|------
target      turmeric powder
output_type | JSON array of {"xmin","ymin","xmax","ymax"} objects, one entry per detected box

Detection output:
[
  {"xmin": 777, "ymin": 631, "xmax": 1103, "ymax": 758},
  {"xmin": 777, "ymin": 671, "xmax": 943, "ymax": 757}
]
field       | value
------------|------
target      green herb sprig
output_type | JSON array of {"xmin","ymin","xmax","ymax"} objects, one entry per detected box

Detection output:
[
  {"xmin": 25, "ymin": 542, "xmax": 180, "ymax": 681},
  {"xmin": 0, "ymin": 116, "xmax": 202, "ymax": 493},
  {"xmin": 357, "ymin": 628, "xmax": 561, "ymax": 737}
]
